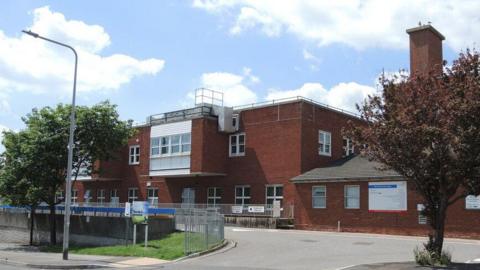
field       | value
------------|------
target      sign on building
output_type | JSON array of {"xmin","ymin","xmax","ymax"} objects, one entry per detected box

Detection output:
[
  {"xmin": 248, "ymin": 206, "xmax": 265, "ymax": 213},
  {"xmin": 466, "ymin": 195, "xmax": 480, "ymax": 210},
  {"xmin": 368, "ymin": 181, "xmax": 407, "ymax": 212},
  {"xmin": 124, "ymin": 202, "xmax": 131, "ymax": 217},
  {"xmin": 231, "ymin": 205, "xmax": 243, "ymax": 214}
]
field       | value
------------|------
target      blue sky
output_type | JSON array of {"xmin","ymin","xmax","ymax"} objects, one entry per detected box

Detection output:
[{"xmin": 0, "ymin": 0, "xmax": 475, "ymax": 150}]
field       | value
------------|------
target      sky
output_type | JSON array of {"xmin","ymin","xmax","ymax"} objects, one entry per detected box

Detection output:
[{"xmin": 0, "ymin": 0, "xmax": 478, "ymax": 151}]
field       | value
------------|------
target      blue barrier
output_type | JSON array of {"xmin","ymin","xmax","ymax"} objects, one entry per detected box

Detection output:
[{"xmin": 1, "ymin": 205, "xmax": 176, "ymax": 215}]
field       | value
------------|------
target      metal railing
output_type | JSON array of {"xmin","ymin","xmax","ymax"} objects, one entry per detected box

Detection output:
[
  {"xmin": 233, "ymin": 96, "xmax": 360, "ymax": 118},
  {"xmin": 175, "ymin": 208, "xmax": 224, "ymax": 255}
]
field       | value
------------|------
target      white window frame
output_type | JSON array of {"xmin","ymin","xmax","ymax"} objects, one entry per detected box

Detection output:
[
  {"xmin": 265, "ymin": 185, "xmax": 283, "ymax": 206},
  {"xmin": 151, "ymin": 133, "xmax": 191, "ymax": 157},
  {"xmin": 344, "ymin": 185, "xmax": 360, "ymax": 209},
  {"xmin": 312, "ymin": 186, "xmax": 326, "ymax": 209},
  {"xmin": 147, "ymin": 187, "xmax": 159, "ymax": 206},
  {"xmin": 235, "ymin": 185, "xmax": 251, "ymax": 206},
  {"xmin": 319, "ymin": 130, "xmax": 332, "ymax": 156},
  {"xmin": 97, "ymin": 189, "xmax": 106, "ymax": 204},
  {"xmin": 343, "ymin": 137, "xmax": 354, "ymax": 157},
  {"xmin": 129, "ymin": 145, "xmax": 140, "ymax": 165},
  {"xmin": 55, "ymin": 191, "xmax": 65, "ymax": 203},
  {"xmin": 128, "ymin": 188, "xmax": 138, "ymax": 203},
  {"xmin": 229, "ymin": 133, "xmax": 246, "ymax": 157},
  {"xmin": 71, "ymin": 189, "xmax": 78, "ymax": 204},
  {"xmin": 110, "ymin": 189, "xmax": 119, "ymax": 204},
  {"xmin": 207, "ymin": 187, "xmax": 222, "ymax": 207}
]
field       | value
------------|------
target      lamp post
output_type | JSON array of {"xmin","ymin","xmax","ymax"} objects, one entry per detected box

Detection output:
[{"xmin": 22, "ymin": 30, "xmax": 77, "ymax": 260}]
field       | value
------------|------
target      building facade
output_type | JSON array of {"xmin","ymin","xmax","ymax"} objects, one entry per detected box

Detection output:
[{"xmin": 71, "ymin": 25, "xmax": 480, "ymax": 239}]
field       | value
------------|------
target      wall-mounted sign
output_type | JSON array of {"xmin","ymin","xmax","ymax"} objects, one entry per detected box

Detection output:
[
  {"xmin": 124, "ymin": 202, "xmax": 131, "ymax": 217},
  {"xmin": 231, "ymin": 205, "xmax": 243, "ymax": 214},
  {"xmin": 368, "ymin": 181, "xmax": 407, "ymax": 212},
  {"xmin": 466, "ymin": 195, "xmax": 480, "ymax": 210},
  {"xmin": 248, "ymin": 206, "xmax": 265, "ymax": 213},
  {"xmin": 272, "ymin": 201, "xmax": 281, "ymax": 218}
]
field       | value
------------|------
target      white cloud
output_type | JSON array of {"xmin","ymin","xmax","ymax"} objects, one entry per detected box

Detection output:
[
  {"xmin": 194, "ymin": 0, "xmax": 480, "ymax": 51},
  {"xmin": 266, "ymin": 82, "xmax": 376, "ymax": 113},
  {"xmin": 200, "ymin": 71, "xmax": 258, "ymax": 106},
  {"xmin": 242, "ymin": 67, "xmax": 260, "ymax": 84},
  {"xmin": 0, "ymin": 6, "xmax": 164, "ymax": 96}
]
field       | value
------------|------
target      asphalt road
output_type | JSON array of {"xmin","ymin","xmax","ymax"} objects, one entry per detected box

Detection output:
[{"xmin": 164, "ymin": 227, "xmax": 480, "ymax": 270}]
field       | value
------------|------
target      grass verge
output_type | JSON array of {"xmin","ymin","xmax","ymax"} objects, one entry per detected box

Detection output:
[{"xmin": 40, "ymin": 232, "xmax": 185, "ymax": 260}]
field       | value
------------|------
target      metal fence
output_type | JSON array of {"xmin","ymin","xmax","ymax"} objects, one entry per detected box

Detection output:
[{"xmin": 175, "ymin": 208, "xmax": 225, "ymax": 255}]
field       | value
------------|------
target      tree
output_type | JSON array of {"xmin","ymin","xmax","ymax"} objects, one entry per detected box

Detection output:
[
  {"xmin": 348, "ymin": 51, "xmax": 480, "ymax": 259},
  {"xmin": 0, "ymin": 130, "xmax": 45, "ymax": 245},
  {"xmin": 0, "ymin": 101, "xmax": 134, "ymax": 245}
]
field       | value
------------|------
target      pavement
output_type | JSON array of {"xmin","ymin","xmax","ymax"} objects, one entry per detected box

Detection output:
[{"xmin": 2, "ymin": 227, "xmax": 480, "ymax": 269}]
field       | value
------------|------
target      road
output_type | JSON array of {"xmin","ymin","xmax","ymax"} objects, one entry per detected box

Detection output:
[{"xmin": 164, "ymin": 227, "xmax": 480, "ymax": 270}]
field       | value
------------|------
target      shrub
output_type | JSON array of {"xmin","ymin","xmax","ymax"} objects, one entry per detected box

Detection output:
[{"xmin": 414, "ymin": 246, "xmax": 452, "ymax": 266}]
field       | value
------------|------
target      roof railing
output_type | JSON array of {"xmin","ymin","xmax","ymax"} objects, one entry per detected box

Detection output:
[{"xmin": 233, "ymin": 96, "xmax": 360, "ymax": 118}]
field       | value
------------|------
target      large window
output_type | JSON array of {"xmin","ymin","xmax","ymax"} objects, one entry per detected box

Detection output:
[
  {"xmin": 230, "ymin": 133, "xmax": 245, "ymax": 157},
  {"xmin": 343, "ymin": 137, "xmax": 354, "ymax": 157},
  {"xmin": 207, "ymin": 187, "xmax": 222, "ymax": 207},
  {"xmin": 129, "ymin": 145, "xmax": 140, "ymax": 165},
  {"xmin": 97, "ymin": 189, "xmax": 106, "ymax": 204},
  {"xmin": 344, "ymin": 185, "xmax": 360, "ymax": 209},
  {"xmin": 312, "ymin": 186, "xmax": 326, "ymax": 208},
  {"xmin": 151, "ymin": 133, "xmax": 191, "ymax": 157},
  {"xmin": 235, "ymin": 186, "xmax": 251, "ymax": 205},
  {"xmin": 266, "ymin": 185, "xmax": 283, "ymax": 206},
  {"xmin": 147, "ymin": 187, "xmax": 159, "ymax": 205},
  {"xmin": 319, "ymin": 131, "xmax": 331, "ymax": 156},
  {"xmin": 128, "ymin": 188, "xmax": 138, "ymax": 203},
  {"xmin": 110, "ymin": 189, "xmax": 119, "ymax": 204}
]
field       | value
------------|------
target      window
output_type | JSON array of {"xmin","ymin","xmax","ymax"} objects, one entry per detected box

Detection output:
[
  {"xmin": 129, "ymin": 145, "xmax": 140, "ymax": 165},
  {"xmin": 207, "ymin": 187, "xmax": 222, "ymax": 207},
  {"xmin": 110, "ymin": 189, "xmax": 119, "ymax": 204},
  {"xmin": 151, "ymin": 133, "xmax": 191, "ymax": 156},
  {"xmin": 235, "ymin": 186, "xmax": 251, "ymax": 205},
  {"xmin": 266, "ymin": 185, "xmax": 283, "ymax": 206},
  {"xmin": 71, "ymin": 189, "xmax": 78, "ymax": 204},
  {"xmin": 343, "ymin": 137, "xmax": 354, "ymax": 157},
  {"xmin": 319, "ymin": 131, "xmax": 331, "ymax": 156},
  {"xmin": 344, "ymin": 185, "xmax": 360, "ymax": 209},
  {"xmin": 232, "ymin": 114, "xmax": 239, "ymax": 130},
  {"xmin": 230, "ymin": 133, "xmax": 245, "ymax": 156},
  {"xmin": 128, "ymin": 188, "xmax": 138, "ymax": 203},
  {"xmin": 84, "ymin": 189, "xmax": 92, "ymax": 203},
  {"xmin": 97, "ymin": 189, "xmax": 106, "ymax": 204},
  {"xmin": 55, "ymin": 191, "xmax": 65, "ymax": 203},
  {"xmin": 312, "ymin": 186, "xmax": 326, "ymax": 208},
  {"xmin": 147, "ymin": 188, "xmax": 159, "ymax": 205}
]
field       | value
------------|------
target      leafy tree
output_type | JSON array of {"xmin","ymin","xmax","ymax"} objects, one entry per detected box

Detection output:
[
  {"xmin": 0, "ymin": 130, "xmax": 45, "ymax": 245},
  {"xmin": 0, "ymin": 101, "xmax": 134, "ymax": 245},
  {"xmin": 348, "ymin": 51, "xmax": 480, "ymax": 259}
]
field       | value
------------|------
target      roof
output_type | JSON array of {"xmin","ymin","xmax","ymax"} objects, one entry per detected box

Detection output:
[
  {"xmin": 406, "ymin": 24, "xmax": 445, "ymax": 40},
  {"xmin": 291, "ymin": 155, "xmax": 402, "ymax": 183}
]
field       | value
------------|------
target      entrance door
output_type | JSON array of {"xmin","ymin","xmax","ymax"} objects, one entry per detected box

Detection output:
[{"xmin": 181, "ymin": 188, "xmax": 195, "ymax": 208}]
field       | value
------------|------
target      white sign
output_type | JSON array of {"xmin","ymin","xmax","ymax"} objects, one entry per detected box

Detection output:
[
  {"xmin": 124, "ymin": 202, "xmax": 131, "ymax": 217},
  {"xmin": 417, "ymin": 204, "xmax": 425, "ymax": 211},
  {"xmin": 231, "ymin": 206, "xmax": 243, "ymax": 214},
  {"xmin": 466, "ymin": 195, "xmax": 480, "ymax": 209},
  {"xmin": 272, "ymin": 201, "xmax": 281, "ymax": 218},
  {"xmin": 368, "ymin": 181, "xmax": 407, "ymax": 212},
  {"xmin": 248, "ymin": 206, "xmax": 265, "ymax": 213}
]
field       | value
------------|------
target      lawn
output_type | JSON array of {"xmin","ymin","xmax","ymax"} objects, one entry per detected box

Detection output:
[{"xmin": 40, "ymin": 232, "xmax": 185, "ymax": 260}]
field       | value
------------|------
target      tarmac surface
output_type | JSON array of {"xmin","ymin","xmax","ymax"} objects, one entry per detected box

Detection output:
[{"xmin": 2, "ymin": 227, "xmax": 480, "ymax": 269}]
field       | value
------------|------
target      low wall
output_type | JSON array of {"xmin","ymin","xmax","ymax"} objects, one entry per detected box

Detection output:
[
  {"xmin": 224, "ymin": 215, "xmax": 277, "ymax": 229},
  {"xmin": 0, "ymin": 211, "xmax": 175, "ymax": 246}
]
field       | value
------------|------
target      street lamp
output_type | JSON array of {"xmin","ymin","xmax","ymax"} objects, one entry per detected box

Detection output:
[{"xmin": 22, "ymin": 30, "xmax": 78, "ymax": 260}]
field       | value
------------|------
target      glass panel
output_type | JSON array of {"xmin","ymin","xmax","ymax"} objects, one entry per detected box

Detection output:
[
  {"xmin": 181, "ymin": 133, "xmax": 191, "ymax": 144},
  {"xmin": 208, "ymin": 188, "xmax": 215, "ymax": 197},
  {"xmin": 276, "ymin": 186, "xmax": 283, "ymax": 197},
  {"xmin": 235, "ymin": 198, "xmax": 243, "ymax": 205},
  {"xmin": 130, "ymin": 147, "xmax": 135, "ymax": 155},
  {"xmin": 171, "ymin": 145, "xmax": 180, "ymax": 153},
  {"xmin": 313, "ymin": 186, "xmax": 326, "ymax": 196},
  {"xmin": 161, "ymin": 146, "xmax": 168, "ymax": 154},
  {"xmin": 217, "ymin": 188, "xmax": 223, "ymax": 196},
  {"xmin": 208, "ymin": 198, "xmax": 215, "ymax": 205},
  {"xmin": 230, "ymin": 135, "xmax": 236, "ymax": 144},
  {"xmin": 135, "ymin": 147, "xmax": 140, "ymax": 155},
  {"xmin": 267, "ymin": 186, "xmax": 274, "ymax": 196},
  {"xmin": 151, "ymin": 138, "xmax": 160, "ymax": 147},
  {"xmin": 161, "ymin": 137, "xmax": 169, "ymax": 146},
  {"xmin": 231, "ymin": 145, "xmax": 237, "ymax": 154},
  {"xmin": 326, "ymin": 133, "xmax": 331, "ymax": 143},
  {"xmin": 319, "ymin": 132, "xmax": 324, "ymax": 143},
  {"xmin": 267, "ymin": 198, "xmax": 274, "ymax": 205},
  {"xmin": 235, "ymin": 187, "xmax": 242, "ymax": 197},
  {"xmin": 243, "ymin": 187, "xmax": 250, "ymax": 197},
  {"xmin": 182, "ymin": 144, "xmax": 191, "ymax": 153},
  {"xmin": 171, "ymin": 135, "xmax": 180, "ymax": 144},
  {"xmin": 243, "ymin": 198, "xmax": 251, "ymax": 205},
  {"xmin": 238, "ymin": 134, "xmax": 244, "ymax": 144},
  {"xmin": 239, "ymin": 145, "xmax": 245, "ymax": 153},
  {"xmin": 347, "ymin": 197, "xmax": 359, "ymax": 208},
  {"xmin": 151, "ymin": 147, "xmax": 159, "ymax": 155},
  {"xmin": 325, "ymin": 145, "xmax": 330, "ymax": 153},
  {"xmin": 313, "ymin": 197, "xmax": 326, "ymax": 208},
  {"xmin": 346, "ymin": 186, "xmax": 359, "ymax": 197}
]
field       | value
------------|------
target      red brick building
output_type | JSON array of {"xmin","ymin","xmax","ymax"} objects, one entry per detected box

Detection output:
[{"xmin": 72, "ymin": 25, "xmax": 480, "ymax": 238}]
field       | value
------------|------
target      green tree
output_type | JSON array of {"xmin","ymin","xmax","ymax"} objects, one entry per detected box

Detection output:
[
  {"xmin": 0, "ymin": 101, "xmax": 134, "ymax": 245},
  {"xmin": 348, "ymin": 51, "xmax": 480, "ymax": 261}
]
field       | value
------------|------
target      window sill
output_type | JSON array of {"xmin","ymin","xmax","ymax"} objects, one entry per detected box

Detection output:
[
  {"xmin": 151, "ymin": 153, "xmax": 191, "ymax": 158},
  {"xmin": 318, "ymin": 152, "xmax": 331, "ymax": 157},
  {"xmin": 129, "ymin": 163, "xmax": 140, "ymax": 165},
  {"xmin": 229, "ymin": 154, "xmax": 245, "ymax": 157}
]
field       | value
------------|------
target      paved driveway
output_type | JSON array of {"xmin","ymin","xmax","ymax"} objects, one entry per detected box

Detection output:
[{"xmin": 165, "ymin": 227, "xmax": 480, "ymax": 270}]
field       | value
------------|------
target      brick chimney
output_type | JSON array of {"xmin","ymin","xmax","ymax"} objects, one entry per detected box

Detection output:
[{"xmin": 406, "ymin": 24, "xmax": 445, "ymax": 75}]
